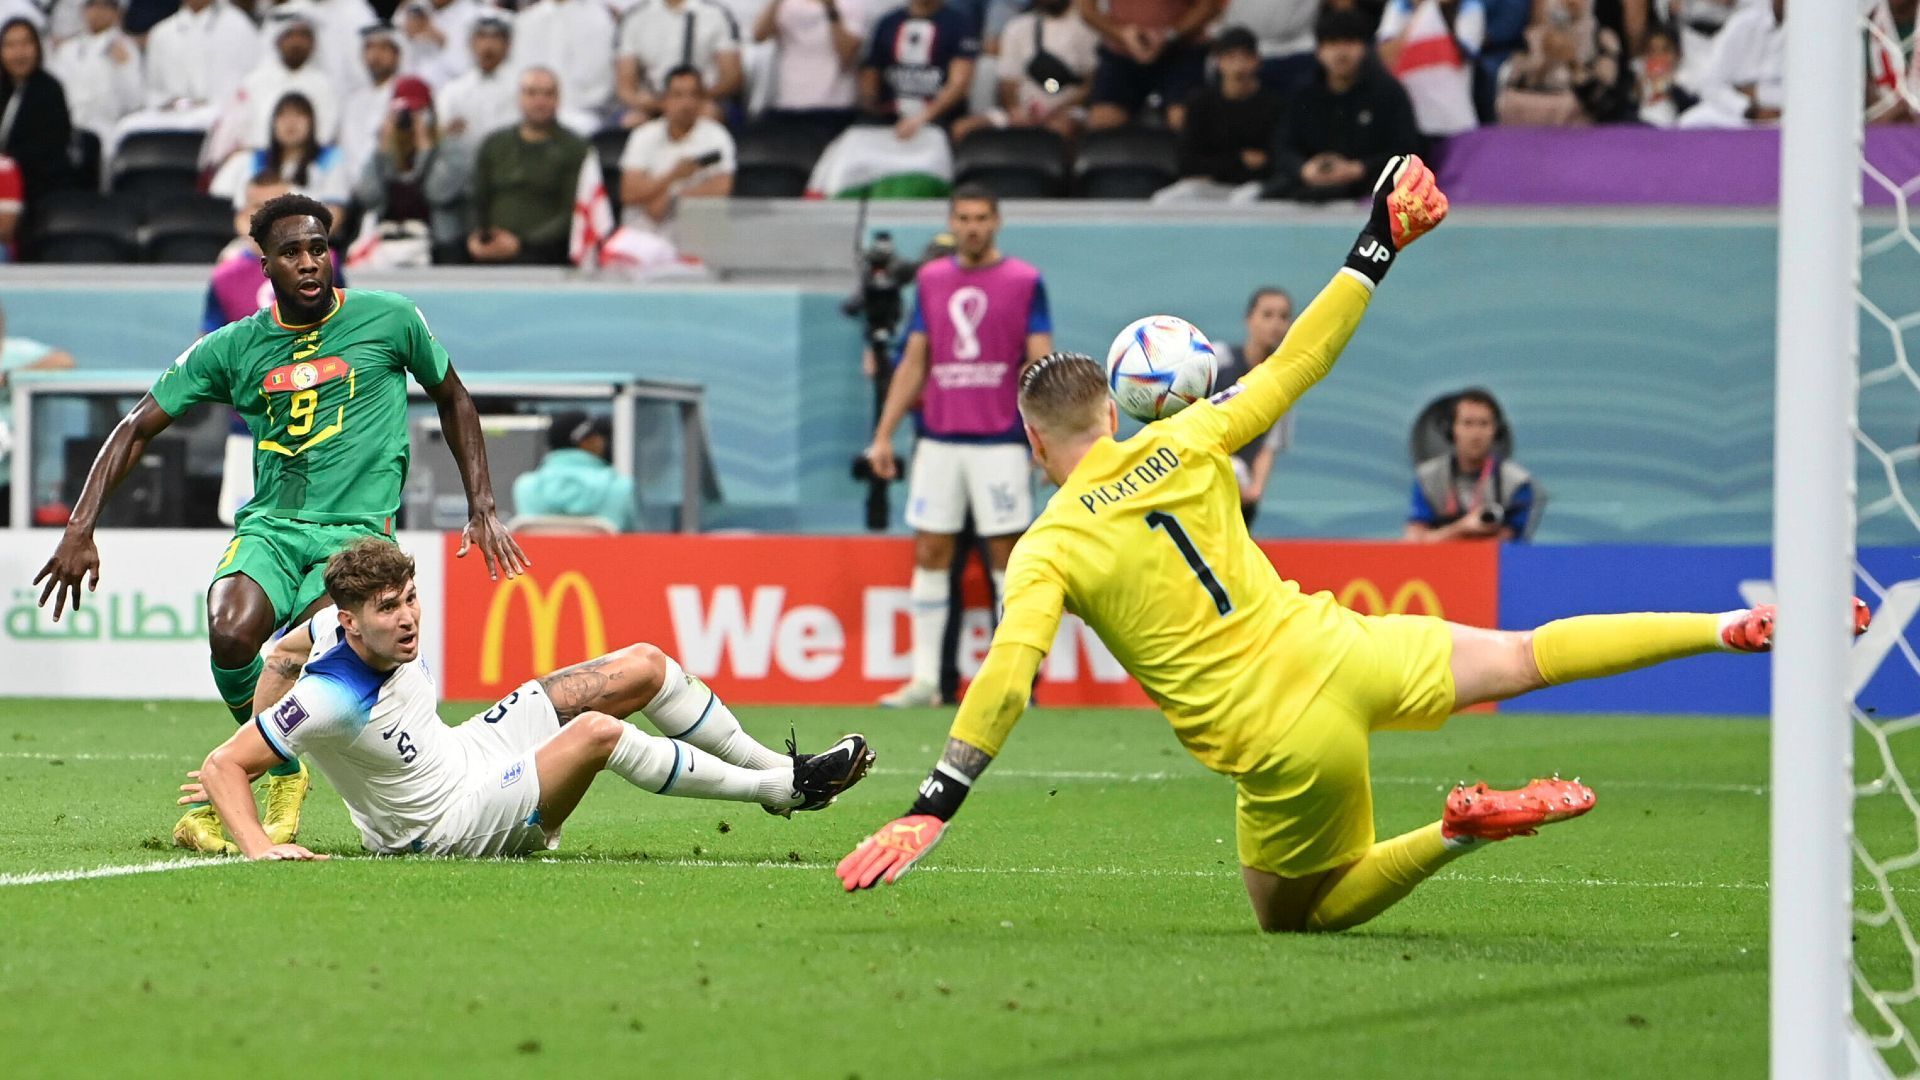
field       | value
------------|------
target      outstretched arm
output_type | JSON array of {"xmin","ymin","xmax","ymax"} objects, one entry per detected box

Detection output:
[
  {"xmin": 836, "ymin": 641, "xmax": 1044, "ymax": 890},
  {"xmin": 1207, "ymin": 155, "xmax": 1449, "ymax": 453},
  {"xmin": 423, "ymin": 365, "xmax": 529, "ymax": 581},
  {"xmin": 33, "ymin": 394, "xmax": 175, "ymax": 619},
  {"xmin": 187, "ymin": 721, "xmax": 327, "ymax": 861}
]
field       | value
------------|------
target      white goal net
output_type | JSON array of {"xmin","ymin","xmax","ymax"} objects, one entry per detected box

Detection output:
[
  {"xmin": 1770, "ymin": 2, "xmax": 1920, "ymax": 1077},
  {"xmin": 1850, "ymin": 4, "xmax": 1920, "ymax": 1075}
]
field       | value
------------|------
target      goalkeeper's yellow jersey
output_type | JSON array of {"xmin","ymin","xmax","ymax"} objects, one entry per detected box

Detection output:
[{"xmin": 967, "ymin": 270, "xmax": 1377, "ymax": 777}]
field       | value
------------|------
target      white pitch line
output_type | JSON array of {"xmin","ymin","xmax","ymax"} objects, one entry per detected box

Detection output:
[
  {"xmin": 0, "ymin": 751, "xmax": 182, "ymax": 762},
  {"xmin": 643, "ymin": 859, "xmax": 1912, "ymax": 896},
  {"xmin": 605, "ymin": 857, "xmax": 1789, "ymax": 893},
  {"xmin": 0, "ymin": 858, "xmax": 232, "ymax": 888},
  {"xmin": 0, "ymin": 754, "xmax": 1772, "ymax": 797},
  {"xmin": 868, "ymin": 767, "xmax": 1767, "ymax": 796},
  {"xmin": 6, "ymin": 853, "xmax": 1916, "ymax": 899}
]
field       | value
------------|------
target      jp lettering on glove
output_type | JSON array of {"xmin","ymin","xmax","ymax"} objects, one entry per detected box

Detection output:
[{"xmin": 1343, "ymin": 154, "xmax": 1448, "ymax": 287}]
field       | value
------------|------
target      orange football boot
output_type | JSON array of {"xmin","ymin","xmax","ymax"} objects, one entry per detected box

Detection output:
[{"xmin": 1442, "ymin": 776, "xmax": 1597, "ymax": 842}]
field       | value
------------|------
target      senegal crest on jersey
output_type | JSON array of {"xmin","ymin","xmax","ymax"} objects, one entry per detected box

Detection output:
[{"xmin": 262, "ymin": 356, "xmax": 349, "ymax": 393}]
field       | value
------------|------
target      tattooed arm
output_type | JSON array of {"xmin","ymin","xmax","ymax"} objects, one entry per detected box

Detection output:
[
  {"xmin": 939, "ymin": 738, "xmax": 994, "ymax": 779},
  {"xmin": 908, "ymin": 737, "xmax": 997, "ymax": 820},
  {"xmin": 902, "ymin": 641, "xmax": 1041, "ymax": 821},
  {"xmin": 251, "ymin": 620, "xmax": 317, "ymax": 716}
]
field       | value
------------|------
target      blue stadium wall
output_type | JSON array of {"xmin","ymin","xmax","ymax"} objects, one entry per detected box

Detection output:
[
  {"xmin": 1498, "ymin": 546, "xmax": 1920, "ymax": 715},
  {"xmin": 8, "ymin": 216, "xmax": 1912, "ymax": 544}
]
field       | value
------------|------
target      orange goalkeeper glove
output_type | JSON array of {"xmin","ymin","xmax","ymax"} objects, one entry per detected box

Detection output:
[
  {"xmin": 836, "ymin": 814, "xmax": 947, "ymax": 891},
  {"xmin": 1345, "ymin": 153, "xmax": 1449, "ymax": 285}
]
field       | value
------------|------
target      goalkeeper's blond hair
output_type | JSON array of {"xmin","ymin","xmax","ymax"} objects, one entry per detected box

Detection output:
[{"xmin": 1018, "ymin": 352, "xmax": 1109, "ymax": 437}]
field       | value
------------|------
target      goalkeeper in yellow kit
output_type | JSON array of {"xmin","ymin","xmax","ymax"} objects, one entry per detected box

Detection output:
[{"xmin": 836, "ymin": 156, "xmax": 1874, "ymax": 932}]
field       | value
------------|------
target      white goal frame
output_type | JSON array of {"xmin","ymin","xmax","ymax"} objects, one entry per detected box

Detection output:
[{"xmin": 1771, "ymin": 1, "xmax": 1874, "ymax": 1077}]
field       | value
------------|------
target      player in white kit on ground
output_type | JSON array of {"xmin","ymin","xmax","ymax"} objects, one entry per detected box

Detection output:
[{"xmin": 184, "ymin": 538, "xmax": 876, "ymax": 860}]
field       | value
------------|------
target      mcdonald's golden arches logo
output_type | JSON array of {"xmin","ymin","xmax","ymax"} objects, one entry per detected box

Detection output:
[
  {"xmin": 1337, "ymin": 578, "xmax": 1444, "ymax": 617},
  {"xmin": 480, "ymin": 572, "xmax": 609, "ymax": 683}
]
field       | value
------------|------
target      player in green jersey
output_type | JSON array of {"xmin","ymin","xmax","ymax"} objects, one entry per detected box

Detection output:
[{"xmin": 32, "ymin": 194, "xmax": 530, "ymax": 853}]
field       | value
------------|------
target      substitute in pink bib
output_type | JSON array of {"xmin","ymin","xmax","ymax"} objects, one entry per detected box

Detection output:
[
  {"xmin": 861, "ymin": 186, "xmax": 1055, "ymax": 709},
  {"xmin": 908, "ymin": 253, "xmax": 1050, "ymax": 442}
]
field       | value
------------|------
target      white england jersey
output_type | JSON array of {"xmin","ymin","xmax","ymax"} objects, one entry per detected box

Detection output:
[{"xmin": 253, "ymin": 608, "xmax": 476, "ymax": 854}]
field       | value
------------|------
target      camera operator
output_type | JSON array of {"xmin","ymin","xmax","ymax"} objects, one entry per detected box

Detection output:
[
  {"xmin": 1403, "ymin": 387, "xmax": 1537, "ymax": 543},
  {"xmin": 861, "ymin": 184, "xmax": 1053, "ymax": 708}
]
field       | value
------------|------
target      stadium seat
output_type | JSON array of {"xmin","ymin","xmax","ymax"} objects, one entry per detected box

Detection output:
[
  {"xmin": 25, "ymin": 190, "xmax": 139, "ymax": 262},
  {"xmin": 145, "ymin": 231, "xmax": 230, "ymax": 263},
  {"xmin": 68, "ymin": 130, "xmax": 101, "ymax": 192},
  {"xmin": 592, "ymin": 127, "xmax": 628, "ymax": 195},
  {"xmin": 143, "ymin": 192, "xmax": 231, "ymax": 234},
  {"xmin": 110, "ymin": 130, "xmax": 205, "ymax": 197},
  {"xmin": 953, "ymin": 128, "xmax": 1067, "ymax": 198},
  {"xmin": 144, "ymin": 194, "xmax": 237, "ymax": 263},
  {"xmin": 37, "ymin": 232, "xmax": 138, "ymax": 262},
  {"xmin": 733, "ymin": 122, "xmax": 828, "ymax": 198},
  {"xmin": 1075, "ymin": 126, "xmax": 1179, "ymax": 199},
  {"xmin": 732, "ymin": 161, "xmax": 808, "ymax": 197},
  {"xmin": 113, "ymin": 130, "xmax": 204, "ymax": 174},
  {"xmin": 113, "ymin": 164, "xmax": 201, "ymax": 201}
]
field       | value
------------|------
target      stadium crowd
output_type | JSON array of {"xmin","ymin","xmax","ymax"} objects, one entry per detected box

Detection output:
[{"xmin": 0, "ymin": 0, "xmax": 1911, "ymax": 262}]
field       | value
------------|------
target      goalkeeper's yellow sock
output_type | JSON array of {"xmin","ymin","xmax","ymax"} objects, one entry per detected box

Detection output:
[
  {"xmin": 1303, "ymin": 823, "xmax": 1469, "ymax": 932},
  {"xmin": 1530, "ymin": 612, "xmax": 1725, "ymax": 685}
]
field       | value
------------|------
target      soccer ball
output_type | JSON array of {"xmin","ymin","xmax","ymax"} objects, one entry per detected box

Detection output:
[{"xmin": 1104, "ymin": 315, "xmax": 1218, "ymax": 423}]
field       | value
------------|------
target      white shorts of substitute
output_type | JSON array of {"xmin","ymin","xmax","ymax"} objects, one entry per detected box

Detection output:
[
  {"xmin": 905, "ymin": 438, "xmax": 1034, "ymax": 536},
  {"xmin": 421, "ymin": 681, "xmax": 565, "ymax": 857}
]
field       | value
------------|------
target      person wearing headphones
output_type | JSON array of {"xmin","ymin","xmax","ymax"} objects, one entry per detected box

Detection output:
[{"xmin": 1404, "ymin": 387, "xmax": 1536, "ymax": 542}]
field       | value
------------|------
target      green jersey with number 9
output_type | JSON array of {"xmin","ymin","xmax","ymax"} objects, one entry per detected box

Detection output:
[{"xmin": 151, "ymin": 288, "xmax": 450, "ymax": 529}]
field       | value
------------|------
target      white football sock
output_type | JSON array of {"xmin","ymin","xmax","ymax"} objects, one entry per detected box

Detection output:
[
  {"xmin": 990, "ymin": 568, "xmax": 1007, "ymax": 622},
  {"xmin": 606, "ymin": 723, "xmax": 796, "ymax": 807},
  {"xmin": 641, "ymin": 657, "xmax": 786, "ymax": 770},
  {"xmin": 909, "ymin": 566, "xmax": 949, "ymax": 688}
]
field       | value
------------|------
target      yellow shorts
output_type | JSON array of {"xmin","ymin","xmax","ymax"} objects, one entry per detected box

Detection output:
[{"xmin": 1235, "ymin": 612, "xmax": 1457, "ymax": 878}]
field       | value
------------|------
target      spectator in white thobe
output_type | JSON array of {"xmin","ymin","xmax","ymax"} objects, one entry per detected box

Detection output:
[
  {"xmin": 397, "ymin": 0, "xmax": 480, "ymax": 89},
  {"xmin": 48, "ymin": 0, "xmax": 142, "ymax": 142},
  {"xmin": 338, "ymin": 21, "xmax": 403, "ymax": 186},
  {"xmin": 297, "ymin": 0, "xmax": 379, "ymax": 94},
  {"xmin": 140, "ymin": 0, "xmax": 258, "ymax": 112},
  {"xmin": 225, "ymin": 6, "xmax": 339, "ymax": 151},
  {"xmin": 437, "ymin": 11, "xmax": 518, "ymax": 146},
  {"xmin": 512, "ymin": 0, "xmax": 614, "ymax": 131},
  {"xmin": 1678, "ymin": 0, "xmax": 1782, "ymax": 128}
]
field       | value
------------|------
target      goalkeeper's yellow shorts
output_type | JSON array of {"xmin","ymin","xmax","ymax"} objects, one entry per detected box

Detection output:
[{"xmin": 1235, "ymin": 613, "xmax": 1457, "ymax": 878}]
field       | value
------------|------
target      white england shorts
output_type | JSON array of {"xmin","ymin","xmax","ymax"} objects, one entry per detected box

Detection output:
[
  {"xmin": 905, "ymin": 438, "xmax": 1034, "ymax": 536},
  {"xmin": 423, "ymin": 681, "xmax": 564, "ymax": 857}
]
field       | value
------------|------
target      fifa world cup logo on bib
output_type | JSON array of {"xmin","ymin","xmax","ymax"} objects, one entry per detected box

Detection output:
[{"xmin": 948, "ymin": 286, "xmax": 991, "ymax": 361}]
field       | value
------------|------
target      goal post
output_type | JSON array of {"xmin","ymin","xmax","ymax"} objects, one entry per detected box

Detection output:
[{"xmin": 1772, "ymin": 0, "xmax": 1866, "ymax": 1076}]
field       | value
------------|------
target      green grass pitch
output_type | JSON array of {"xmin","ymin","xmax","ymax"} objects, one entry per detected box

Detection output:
[{"xmin": 0, "ymin": 700, "xmax": 1806, "ymax": 1076}]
